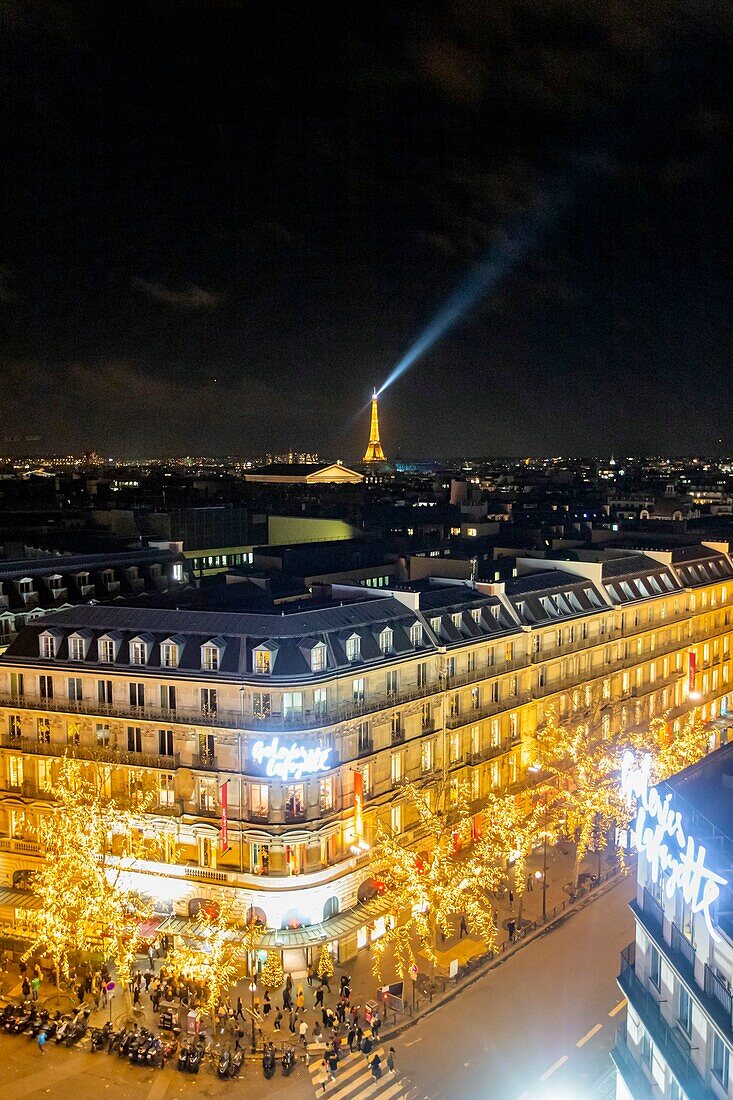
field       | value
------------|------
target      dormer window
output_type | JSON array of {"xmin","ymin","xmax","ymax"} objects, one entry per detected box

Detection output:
[
  {"xmin": 130, "ymin": 641, "xmax": 147, "ymax": 666},
  {"xmin": 379, "ymin": 628, "xmax": 393, "ymax": 655},
  {"xmin": 452, "ymin": 613, "xmax": 462, "ymax": 630},
  {"xmin": 410, "ymin": 622, "xmax": 423, "ymax": 647},
  {"xmin": 68, "ymin": 636, "xmax": 86, "ymax": 661},
  {"xmin": 431, "ymin": 617, "xmax": 442, "ymax": 637},
  {"xmin": 471, "ymin": 609, "xmax": 482, "ymax": 625},
  {"xmin": 98, "ymin": 634, "xmax": 119, "ymax": 663},
  {"xmin": 202, "ymin": 645, "xmax": 219, "ymax": 671},
  {"xmin": 39, "ymin": 632, "xmax": 58, "ymax": 659},
  {"xmin": 311, "ymin": 643, "xmax": 327, "ymax": 673},
  {"xmin": 161, "ymin": 642, "xmax": 179, "ymax": 669},
  {"xmin": 346, "ymin": 635, "xmax": 361, "ymax": 662},
  {"xmin": 253, "ymin": 647, "xmax": 272, "ymax": 675}
]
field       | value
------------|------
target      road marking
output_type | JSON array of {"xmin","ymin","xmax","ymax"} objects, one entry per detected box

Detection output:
[
  {"xmin": 609, "ymin": 999, "xmax": 627, "ymax": 1017},
  {"xmin": 577, "ymin": 1023, "xmax": 603, "ymax": 1047},
  {"xmin": 404, "ymin": 1037, "xmax": 423, "ymax": 1047},
  {"xmin": 539, "ymin": 1055, "xmax": 568, "ymax": 1082}
]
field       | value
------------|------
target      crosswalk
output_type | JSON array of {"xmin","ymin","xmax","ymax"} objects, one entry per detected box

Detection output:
[{"xmin": 308, "ymin": 1039, "xmax": 415, "ymax": 1099}]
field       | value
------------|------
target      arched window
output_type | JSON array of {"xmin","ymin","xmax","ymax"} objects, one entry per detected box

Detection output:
[{"xmin": 323, "ymin": 896, "xmax": 340, "ymax": 921}]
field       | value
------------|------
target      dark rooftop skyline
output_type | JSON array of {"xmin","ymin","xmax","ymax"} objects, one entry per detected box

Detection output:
[{"xmin": 1, "ymin": 2, "xmax": 731, "ymax": 458}]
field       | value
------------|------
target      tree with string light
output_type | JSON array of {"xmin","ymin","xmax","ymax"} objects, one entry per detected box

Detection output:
[
  {"xmin": 167, "ymin": 897, "xmax": 250, "ymax": 1019},
  {"xmin": 21, "ymin": 754, "xmax": 164, "ymax": 1010},
  {"xmin": 368, "ymin": 779, "xmax": 504, "ymax": 981}
]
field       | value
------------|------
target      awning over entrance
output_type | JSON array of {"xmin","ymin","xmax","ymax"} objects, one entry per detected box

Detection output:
[
  {"xmin": 0, "ymin": 888, "xmax": 41, "ymax": 911},
  {"xmin": 157, "ymin": 892, "xmax": 395, "ymax": 948}
]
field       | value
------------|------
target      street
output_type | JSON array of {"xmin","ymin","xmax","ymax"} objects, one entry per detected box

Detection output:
[
  {"xmin": 399, "ymin": 873, "xmax": 635, "ymax": 1100},
  {"xmin": 0, "ymin": 874, "xmax": 634, "ymax": 1100}
]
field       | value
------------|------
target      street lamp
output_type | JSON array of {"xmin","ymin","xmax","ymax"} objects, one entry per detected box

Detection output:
[{"xmin": 249, "ymin": 980, "xmax": 257, "ymax": 1053}]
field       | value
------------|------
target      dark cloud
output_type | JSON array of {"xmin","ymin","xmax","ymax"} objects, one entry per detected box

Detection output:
[
  {"xmin": 131, "ymin": 280, "xmax": 223, "ymax": 311},
  {"xmin": 0, "ymin": 0, "xmax": 731, "ymax": 455}
]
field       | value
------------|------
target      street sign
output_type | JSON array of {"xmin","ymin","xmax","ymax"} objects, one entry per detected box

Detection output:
[
  {"xmin": 408, "ymin": 964, "xmax": 418, "ymax": 982},
  {"xmin": 106, "ymin": 981, "xmax": 116, "ymax": 992}
]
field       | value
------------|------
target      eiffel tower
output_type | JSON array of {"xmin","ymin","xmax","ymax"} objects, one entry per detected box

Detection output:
[{"xmin": 362, "ymin": 389, "xmax": 387, "ymax": 464}]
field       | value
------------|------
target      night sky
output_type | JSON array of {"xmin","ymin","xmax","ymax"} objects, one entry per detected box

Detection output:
[{"xmin": 1, "ymin": 1, "xmax": 731, "ymax": 459}]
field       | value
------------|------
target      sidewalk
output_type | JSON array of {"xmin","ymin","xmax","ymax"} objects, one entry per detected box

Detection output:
[{"xmin": 0, "ymin": 839, "xmax": 625, "ymax": 1057}]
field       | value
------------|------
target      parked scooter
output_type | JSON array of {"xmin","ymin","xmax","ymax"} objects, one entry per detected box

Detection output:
[
  {"xmin": 65, "ymin": 1006, "xmax": 91, "ymax": 1046},
  {"xmin": 263, "ymin": 1041, "xmax": 276, "ymax": 1079},
  {"xmin": 177, "ymin": 1040, "xmax": 191, "ymax": 1072},
  {"xmin": 281, "ymin": 1046, "xmax": 296, "ymax": 1076},
  {"xmin": 217, "ymin": 1049, "xmax": 231, "ymax": 1078},
  {"xmin": 186, "ymin": 1035, "xmax": 206, "ymax": 1074},
  {"xmin": 9, "ymin": 1004, "xmax": 35, "ymax": 1033},
  {"xmin": 229, "ymin": 1048, "xmax": 244, "ymax": 1078},
  {"xmin": 54, "ymin": 1013, "xmax": 74, "ymax": 1044},
  {"xmin": 90, "ymin": 1021, "xmax": 113, "ymax": 1052},
  {"xmin": 26, "ymin": 1010, "xmax": 50, "ymax": 1038}
]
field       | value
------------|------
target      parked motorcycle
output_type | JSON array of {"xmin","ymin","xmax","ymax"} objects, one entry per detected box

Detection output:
[
  {"xmin": 65, "ymin": 1006, "xmax": 90, "ymax": 1046},
  {"xmin": 217, "ymin": 1049, "xmax": 231, "ymax": 1078},
  {"xmin": 229, "ymin": 1048, "xmax": 244, "ymax": 1078},
  {"xmin": 54, "ymin": 1013, "xmax": 74, "ymax": 1044},
  {"xmin": 281, "ymin": 1046, "xmax": 296, "ymax": 1076},
  {"xmin": 90, "ymin": 1022, "xmax": 112, "ymax": 1052},
  {"xmin": 263, "ymin": 1042, "xmax": 276, "ymax": 1079}
]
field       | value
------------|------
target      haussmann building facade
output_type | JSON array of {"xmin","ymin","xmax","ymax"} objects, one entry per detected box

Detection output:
[{"xmin": 0, "ymin": 543, "xmax": 732, "ymax": 971}]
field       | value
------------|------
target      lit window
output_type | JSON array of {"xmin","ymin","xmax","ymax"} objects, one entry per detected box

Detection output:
[
  {"xmin": 379, "ymin": 628, "xmax": 393, "ymax": 655},
  {"xmin": 254, "ymin": 650, "xmax": 271, "ymax": 675},
  {"xmin": 421, "ymin": 740, "xmax": 434, "ymax": 773},
  {"xmin": 69, "ymin": 637, "xmax": 85, "ymax": 661},
  {"xmin": 202, "ymin": 646, "xmax": 219, "ymax": 671},
  {"xmin": 391, "ymin": 752, "xmax": 404, "ymax": 785},
  {"xmin": 99, "ymin": 639, "xmax": 115, "ymax": 662},
  {"xmin": 40, "ymin": 635, "xmax": 56, "ymax": 659},
  {"xmin": 391, "ymin": 804, "xmax": 402, "ymax": 833},
  {"xmin": 161, "ymin": 643, "xmax": 179, "ymax": 668},
  {"xmin": 410, "ymin": 622, "xmax": 423, "ymax": 647},
  {"xmin": 130, "ymin": 641, "xmax": 146, "ymax": 666},
  {"xmin": 311, "ymin": 643, "xmax": 327, "ymax": 673},
  {"xmin": 346, "ymin": 635, "xmax": 361, "ymax": 662}
]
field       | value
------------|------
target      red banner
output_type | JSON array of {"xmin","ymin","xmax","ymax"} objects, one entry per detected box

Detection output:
[
  {"xmin": 353, "ymin": 770, "xmax": 364, "ymax": 838},
  {"xmin": 688, "ymin": 652, "xmax": 697, "ymax": 696},
  {"xmin": 220, "ymin": 780, "xmax": 229, "ymax": 854}
]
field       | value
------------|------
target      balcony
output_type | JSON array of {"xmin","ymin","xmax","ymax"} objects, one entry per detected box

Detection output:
[
  {"xmin": 356, "ymin": 739, "xmax": 374, "ymax": 757},
  {"xmin": 610, "ymin": 1021, "xmax": 655, "ymax": 1100},
  {"xmin": 618, "ymin": 943, "xmax": 708, "ymax": 1099},
  {"xmin": 1, "ymin": 735, "xmax": 180, "ymax": 771},
  {"xmin": 446, "ymin": 692, "xmax": 531, "ymax": 729},
  {"xmin": 191, "ymin": 752, "xmax": 218, "ymax": 771}
]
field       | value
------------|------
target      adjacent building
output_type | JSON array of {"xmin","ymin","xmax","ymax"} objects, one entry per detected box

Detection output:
[
  {"xmin": 0, "ymin": 543, "xmax": 732, "ymax": 971},
  {"xmin": 614, "ymin": 742, "xmax": 733, "ymax": 1100}
]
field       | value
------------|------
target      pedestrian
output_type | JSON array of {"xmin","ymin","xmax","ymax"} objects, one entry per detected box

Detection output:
[
  {"xmin": 507, "ymin": 918, "xmax": 516, "ymax": 943},
  {"xmin": 235, "ymin": 995, "xmax": 244, "ymax": 1021},
  {"xmin": 299, "ymin": 1018, "xmax": 309, "ymax": 1046},
  {"xmin": 314, "ymin": 1019, "xmax": 323, "ymax": 1040},
  {"xmin": 493, "ymin": 908, "xmax": 499, "ymax": 929},
  {"xmin": 527, "ymin": 873, "xmax": 534, "ymax": 892},
  {"xmin": 19, "ymin": 959, "xmax": 27, "ymax": 977},
  {"xmin": 22, "ymin": 976, "xmax": 31, "ymax": 999},
  {"xmin": 148, "ymin": 944, "xmax": 155, "ymax": 968},
  {"xmin": 320, "ymin": 971, "xmax": 331, "ymax": 993},
  {"xmin": 459, "ymin": 914, "xmax": 468, "ymax": 938},
  {"xmin": 274, "ymin": 1010, "xmax": 282, "ymax": 1032},
  {"xmin": 234, "ymin": 1027, "xmax": 244, "ymax": 1052},
  {"xmin": 321, "ymin": 1006, "xmax": 330, "ymax": 1027},
  {"xmin": 285, "ymin": 972, "xmax": 293, "ymax": 994},
  {"xmin": 315, "ymin": 986, "xmax": 324, "ymax": 1008},
  {"xmin": 307, "ymin": 962, "xmax": 315, "ymax": 987},
  {"xmin": 333, "ymin": 1034, "xmax": 342, "ymax": 1056},
  {"xmin": 133, "ymin": 984, "xmax": 141, "ymax": 1007},
  {"xmin": 144, "ymin": 969, "xmax": 153, "ymax": 991},
  {"xmin": 76, "ymin": 981, "xmax": 85, "ymax": 1005},
  {"xmin": 387, "ymin": 1047, "xmax": 396, "ymax": 1074},
  {"xmin": 340, "ymin": 973, "xmax": 349, "ymax": 994},
  {"xmin": 508, "ymin": 889, "xmax": 514, "ymax": 910},
  {"xmin": 347, "ymin": 1025, "xmax": 356, "ymax": 1052},
  {"xmin": 371, "ymin": 1014, "xmax": 381, "ymax": 1041},
  {"xmin": 296, "ymin": 983, "xmax": 305, "ymax": 1010},
  {"xmin": 351, "ymin": 1004, "xmax": 359, "ymax": 1026},
  {"xmin": 328, "ymin": 1049, "xmax": 338, "ymax": 1074},
  {"xmin": 320, "ymin": 1059, "xmax": 332, "ymax": 1091},
  {"xmin": 263, "ymin": 990, "xmax": 272, "ymax": 1017},
  {"xmin": 371, "ymin": 1053, "xmax": 382, "ymax": 1081},
  {"xmin": 283, "ymin": 987, "xmax": 292, "ymax": 1011},
  {"xmin": 37, "ymin": 1030, "xmax": 47, "ymax": 1055},
  {"xmin": 362, "ymin": 1033, "xmax": 373, "ymax": 1059},
  {"xmin": 356, "ymin": 1024, "xmax": 363, "ymax": 1049},
  {"xmin": 289, "ymin": 1009, "xmax": 296, "ymax": 1034},
  {"xmin": 336, "ymin": 1000, "xmax": 346, "ymax": 1024},
  {"xmin": 31, "ymin": 975, "xmax": 40, "ymax": 1002}
]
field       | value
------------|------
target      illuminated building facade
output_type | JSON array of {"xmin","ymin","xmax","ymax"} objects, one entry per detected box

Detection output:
[
  {"xmin": 362, "ymin": 390, "xmax": 387, "ymax": 465},
  {"xmin": 0, "ymin": 544, "xmax": 732, "ymax": 966},
  {"xmin": 613, "ymin": 744, "xmax": 733, "ymax": 1100}
]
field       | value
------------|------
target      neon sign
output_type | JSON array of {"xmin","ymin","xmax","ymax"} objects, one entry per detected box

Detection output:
[
  {"xmin": 252, "ymin": 737, "xmax": 331, "ymax": 782},
  {"xmin": 621, "ymin": 751, "xmax": 727, "ymax": 941}
]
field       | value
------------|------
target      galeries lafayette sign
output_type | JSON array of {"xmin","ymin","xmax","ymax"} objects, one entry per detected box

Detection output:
[
  {"xmin": 621, "ymin": 750, "xmax": 727, "ymax": 941},
  {"xmin": 252, "ymin": 737, "xmax": 331, "ymax": 782}
]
